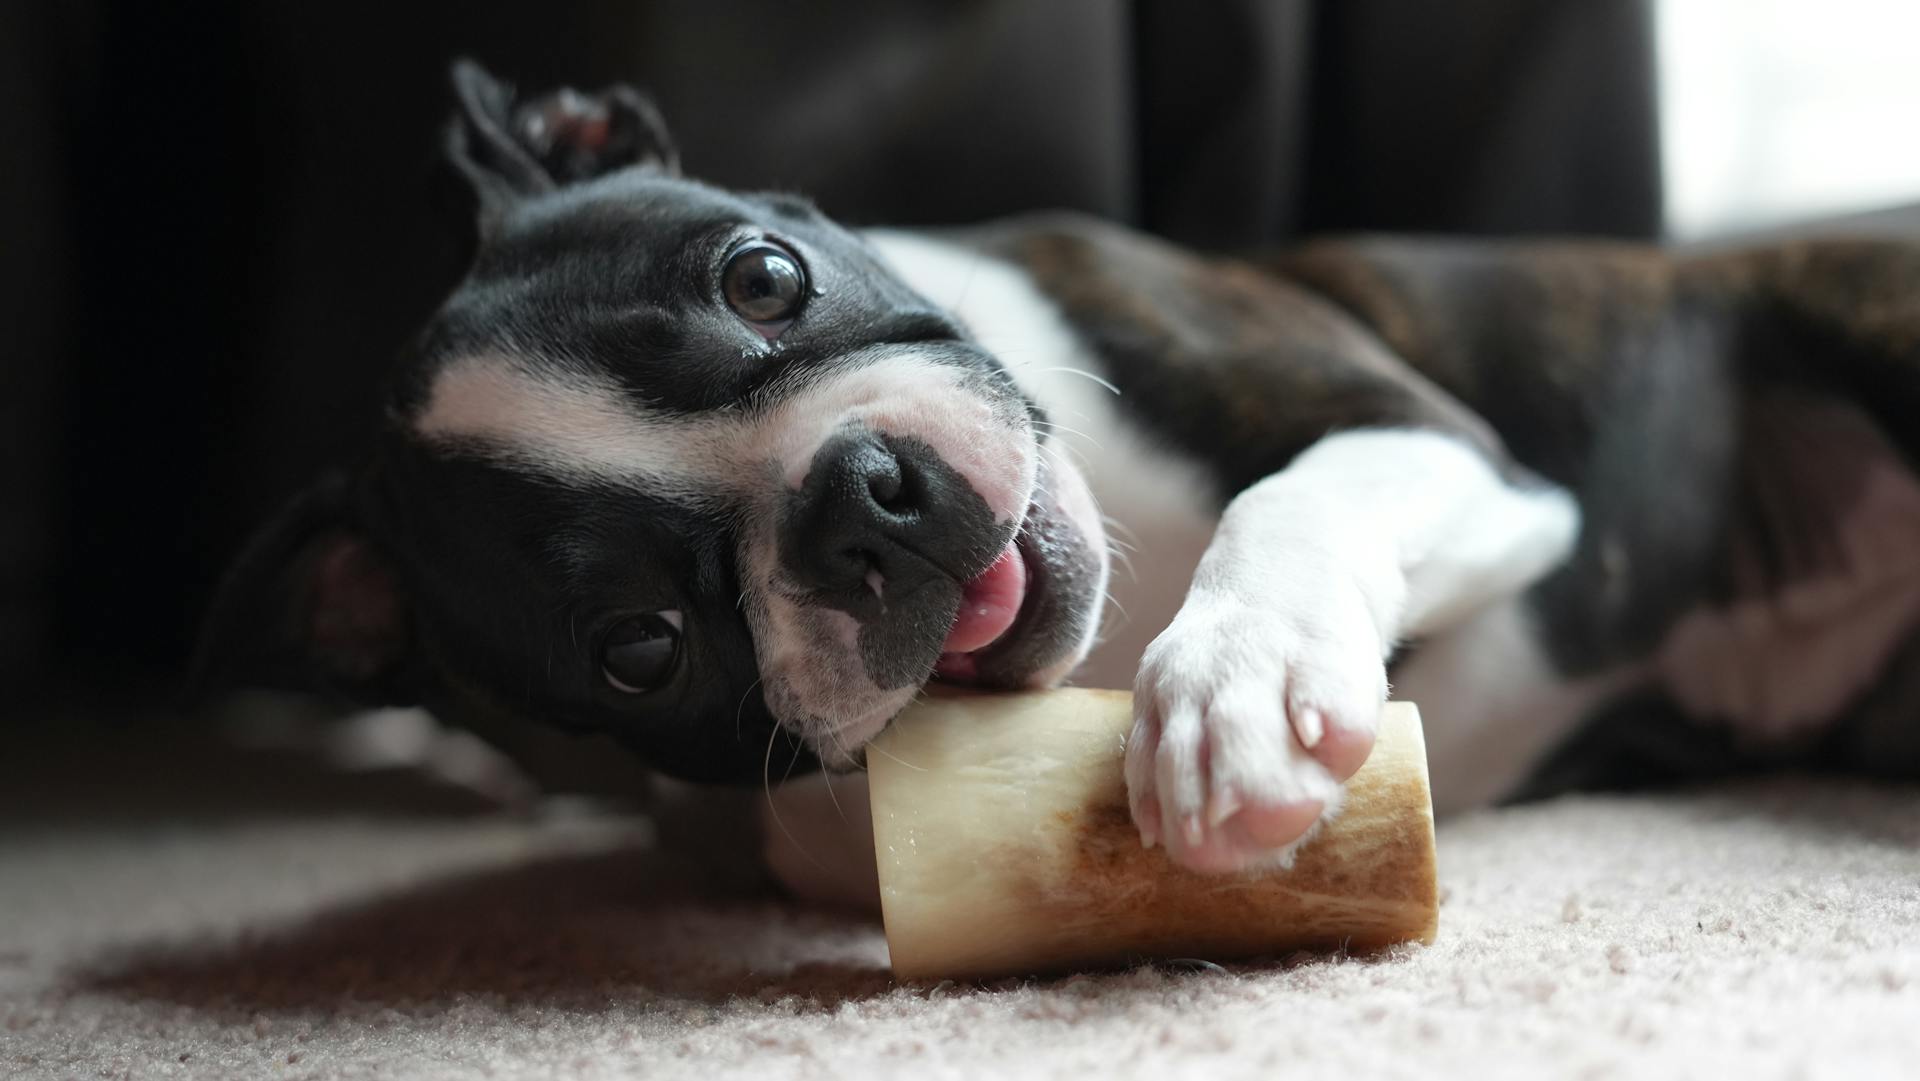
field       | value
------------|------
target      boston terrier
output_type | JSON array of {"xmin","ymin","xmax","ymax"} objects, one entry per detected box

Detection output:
[{"xmin": 204, "ymin": 63, "xmax": 1920, "ymax": 892}]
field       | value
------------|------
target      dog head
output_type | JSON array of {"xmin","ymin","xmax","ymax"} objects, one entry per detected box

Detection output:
[{"xmin": 200, "ymin": 63, "xmax": 1110, "ymax": 783}]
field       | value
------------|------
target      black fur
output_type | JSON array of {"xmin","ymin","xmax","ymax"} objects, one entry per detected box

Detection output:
[
  {"xmin": 993, "ymin": 222, "xmax": 1920, "ymax": 787},
  {"xmin": 205, "ymin": 64, "xmax": 1920, "ymax": 797}
]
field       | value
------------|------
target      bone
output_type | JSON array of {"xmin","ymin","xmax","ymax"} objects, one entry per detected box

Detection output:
[{"xmin": 868, "ymin": 688, "xmax": 1438, "ymax": 980}]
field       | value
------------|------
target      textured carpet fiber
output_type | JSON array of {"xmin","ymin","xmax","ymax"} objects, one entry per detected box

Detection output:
[{"xmin": 3, "ymin": 730, "xmax": 1918, "ymax": 1081}]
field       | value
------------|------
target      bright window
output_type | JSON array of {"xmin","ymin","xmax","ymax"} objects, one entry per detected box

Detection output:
[{"xmin": 1657, "ymin": 0, "xmax": 1920, "ymax": 238}]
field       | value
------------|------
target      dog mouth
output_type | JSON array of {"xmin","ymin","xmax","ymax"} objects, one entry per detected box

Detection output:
[
  {"xmin": 765, "ymin": 430, "xmax": 1105, "ymax": 766},
  {"xmin": 931, "ymin": 534, "xmax": 1033, "ymax": 683},
  {"xmin": 921, "ymin": 438, "xmax": 1108, "ymax": 691}
]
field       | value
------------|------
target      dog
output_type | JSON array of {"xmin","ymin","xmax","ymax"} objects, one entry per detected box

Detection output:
[{"xmin": 203, "ymin": 63, "xmax": 1920, "ymax": 895}]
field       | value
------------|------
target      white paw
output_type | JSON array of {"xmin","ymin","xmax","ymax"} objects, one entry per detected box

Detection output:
[{"xmin": 1126, "ymin": 586, "xmax": 1388, "ymax": 873}]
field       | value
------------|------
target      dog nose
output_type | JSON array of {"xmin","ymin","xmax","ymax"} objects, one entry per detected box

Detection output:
[{"xmin": 780, "ymin": 429, "xmax": 999, "ymax": 611}]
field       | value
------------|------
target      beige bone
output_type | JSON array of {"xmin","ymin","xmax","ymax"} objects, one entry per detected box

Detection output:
[{"xmin": 868, "ymin": 688, "xmax": 1438, "ymax": 980}]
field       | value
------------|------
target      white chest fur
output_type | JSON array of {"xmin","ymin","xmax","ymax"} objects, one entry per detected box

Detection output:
[{"xmin": 864, "ymin": 230, "xmax": 1220, "ymax": 689}]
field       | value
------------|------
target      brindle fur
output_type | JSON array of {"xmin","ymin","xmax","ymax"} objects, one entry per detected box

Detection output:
[{"xmin": 959, "ymin": 214, "xmax": 1920, "ymax": 791}]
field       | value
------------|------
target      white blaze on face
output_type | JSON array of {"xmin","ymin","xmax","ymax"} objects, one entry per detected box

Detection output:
[
  {"xmin": 411, "ymin": 346, "xmax": 1039, "ymax": 752},
  {"xmin": 414, "ymin": 349, "xmax": 1035, "ymax": 521},
  {"xmin": 413, "ymin": 359, "xmax": 716, "ymax": 502}
]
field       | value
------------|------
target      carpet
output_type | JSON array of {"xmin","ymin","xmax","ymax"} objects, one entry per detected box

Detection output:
[{"xmin": 3, "ymin": 714, "xmax": 1918, "ymax": 1081}]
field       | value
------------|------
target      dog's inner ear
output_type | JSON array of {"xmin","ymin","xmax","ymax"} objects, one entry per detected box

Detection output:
[
  {"xmin": 445, "ymin": 58, "xmax": 679, "ymax": 212},
  {"xmin": 514, "ymin": 85, "xmax": 679, "ymax": 185},
  {"xmin": 305, "ymin": 533, "xmax": 408, "ymax": 686},
  {"xmin": 195, "ymin": 477, "xmax": 416, "ymax": 705}
]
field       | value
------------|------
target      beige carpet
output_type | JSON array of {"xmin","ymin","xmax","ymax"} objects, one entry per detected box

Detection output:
[{"xmin": 3, "ymin": 717, "xmax": 1918, "ymax": 1081}]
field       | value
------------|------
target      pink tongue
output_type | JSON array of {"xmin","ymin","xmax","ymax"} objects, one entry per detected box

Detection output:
[{"xmin": 939, "ymin": 545, "xmax": 1027, "ymax": 655}]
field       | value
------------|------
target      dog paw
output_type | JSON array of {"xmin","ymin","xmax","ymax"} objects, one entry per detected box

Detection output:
[{"xmin": 1126, "ymin": 588, "xmax": 1387, "ymax": 873}]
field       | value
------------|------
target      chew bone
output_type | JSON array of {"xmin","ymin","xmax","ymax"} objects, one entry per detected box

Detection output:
[{"xmin": 868, "ymin": 688, "xmax": 1438, "ymax": 980}]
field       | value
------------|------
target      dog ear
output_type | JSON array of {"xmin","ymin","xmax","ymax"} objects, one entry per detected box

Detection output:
[
  {"xmin": 191, "ymin": 472, "xmax": 419, "ymax": 707},
  {"xmin": 444, "ymin": 58, "xmax": 679, "ymax": 216}
]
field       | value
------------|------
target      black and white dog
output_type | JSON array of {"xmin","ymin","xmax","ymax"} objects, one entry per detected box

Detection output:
[{"xmin": 207, "ymin": 65, "xmax": 1920, "ymax": 889}]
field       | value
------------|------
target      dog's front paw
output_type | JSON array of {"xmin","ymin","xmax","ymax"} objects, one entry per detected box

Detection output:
[{"xmin": 1126, "ymin": 588, "xmax": 1388, "ymax": 873}]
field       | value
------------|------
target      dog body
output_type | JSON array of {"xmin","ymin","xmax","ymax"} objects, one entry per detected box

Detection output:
[
  {"xmin": 862, "ymin": 219, "xmax": 1920, "ymax": 867},
  {"xmin": 209, "ymin": 68, "xmax": 1920, "ymax": 882}
]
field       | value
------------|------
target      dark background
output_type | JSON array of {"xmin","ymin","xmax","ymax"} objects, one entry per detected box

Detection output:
[{"xmin": 2, "ymin": 0, "xmax": 1662, "ymax": 709}]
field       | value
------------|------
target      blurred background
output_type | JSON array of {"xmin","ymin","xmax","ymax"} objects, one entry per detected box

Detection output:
[{"xmin": 5, "ymin": 0, "xmax": 1918, "ymax": 721}]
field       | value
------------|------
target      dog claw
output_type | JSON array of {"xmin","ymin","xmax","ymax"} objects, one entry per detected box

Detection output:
[
  {"xmin": 1206, "ymin": 787, "xmax": 1243, "ymax": 829},
  {"xmin": 1134, "ymin": 795, "xmax": 1162, "ymax": 848},
  {"xmin": 1294, "ymin": 706, "xmax": 1326, "ymax": 749}
]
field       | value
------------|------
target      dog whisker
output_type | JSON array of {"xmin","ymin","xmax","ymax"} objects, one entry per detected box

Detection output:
[
  {"xmin": 1036, "ymin": 430, "xmax": 1099, "ymax": 473},
  {"xmin": 734, "ymin": 676, "xmax": 765, "ymax": 741},
  {"xmin": 1033, "ymin": 419, "xmax": 1102, "ymax": 451},
  {"xmin": 816, "ymin": 724, "xmax": 857, "ymax": 824},
  {"xmin": 1101, "ymin": 514, "xmax": 1144, "ymax": 546},
  {"xmin": 821, "ymin": 764, "xmax": 849, "ymax": 824},
  {"xmin": 762, "ymin": 719, "xmax": 829, "ymax": 875},
  {"xmin": 1023, "ymin": 365, "xmax": 1121, "ymax": 396},
  {"xmin": 1028, "ymin": 398, "xmax": 1099, "ymax": 428},
  {"xmin": 778, "ymin": 733, "xmax": 807, "ymax": 786},
  {"xmin": 863, "ymin": 739, "xmax": 928, "ymax": 774}
]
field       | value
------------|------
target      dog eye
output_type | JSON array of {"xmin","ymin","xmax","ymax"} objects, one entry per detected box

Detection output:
[
  {"xmin": 722, "ymin": 242, "xmax": 807, "ymax": 329},
  {"xmin": 600, "ymin": 610, "xmax": 682, "ymax": 694}
]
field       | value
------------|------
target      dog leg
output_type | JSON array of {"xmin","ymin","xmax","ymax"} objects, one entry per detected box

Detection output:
[{"xmin": 1127, "ymin": 429, "xmax": 1581, "ymax": 872}]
